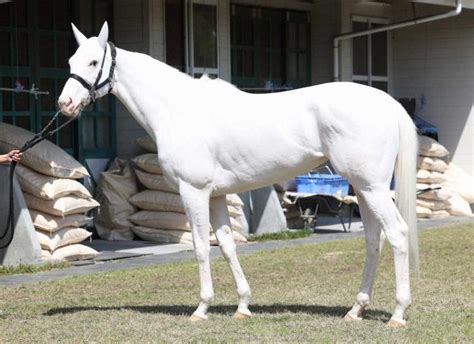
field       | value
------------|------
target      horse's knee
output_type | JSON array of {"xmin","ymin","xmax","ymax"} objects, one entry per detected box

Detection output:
[
  {"xmin": 384, "ymin": 222, "xmax": 409, "ymax": 255},
  {"xmin": 220, "ymin": 241, "xmax": 236, "ymax": 261},
  {"xmin": 194, "ymin": 243, "xmax": 210, "ymax": 263},
  {"xmin": 216, "ymin": 227, "xmax": 236, "ymax": 259}
]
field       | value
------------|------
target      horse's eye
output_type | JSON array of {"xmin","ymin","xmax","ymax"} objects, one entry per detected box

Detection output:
[{"xmin": 89, "ymin": 60, "xmax": 98, "ymax": 67}]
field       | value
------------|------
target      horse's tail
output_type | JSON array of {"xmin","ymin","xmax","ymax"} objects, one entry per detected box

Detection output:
[{"xmin": 395, "ymin": 110, "xmax": 419, "ymax": 275}]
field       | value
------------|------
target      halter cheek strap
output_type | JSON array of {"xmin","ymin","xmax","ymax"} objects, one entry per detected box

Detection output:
[{"xmin": 69, "ymin": 41, "xmax": 117, "ymax": 103}]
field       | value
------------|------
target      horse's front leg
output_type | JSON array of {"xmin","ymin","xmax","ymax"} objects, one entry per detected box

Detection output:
[
  {"xmin": 210, "ymin": 196, "xmax": 251, "ymax": 319},
  {"xmin": 179, "ymin": 180, "xmax": 213, "ymax": 321}
]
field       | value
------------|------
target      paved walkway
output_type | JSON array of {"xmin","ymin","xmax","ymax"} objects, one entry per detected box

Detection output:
[{"xmin": 0, "ymin": 216, "xmax": 472, "ymax": 287}]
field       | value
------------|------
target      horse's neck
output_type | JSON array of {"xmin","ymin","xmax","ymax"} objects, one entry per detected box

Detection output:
[{"xmin": 111, "ymin": 48, "xmax": 192, "ymax": 138}]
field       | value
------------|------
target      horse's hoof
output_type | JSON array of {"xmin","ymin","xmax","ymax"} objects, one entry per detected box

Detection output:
[
  {"xmin": 387, "ymin": 318, "xmax": 406, "ymax": 328},
  {"xmin": 343, "ymin": 313, "xmax": 362, "ymax": 322},
  {"xmin": 190, "ymin": 314, "xmax": 207, "ymax": 322},
  {"xmin": 233, "ymin": 311, "xmax": 251, "ymax": 320}
]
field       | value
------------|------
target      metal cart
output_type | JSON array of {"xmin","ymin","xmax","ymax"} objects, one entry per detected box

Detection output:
[{"xmin": 284, "ymin": 192, "xmax": 356, "ymax": 232}]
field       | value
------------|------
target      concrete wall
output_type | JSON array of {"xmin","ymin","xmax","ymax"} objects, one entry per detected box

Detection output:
[
  {"xmin": 391, "ymin": 3, "xmax": 474, "ymax": 176},
  {"xmin": 0, "ymin": 166, "xmax": 42, "ymax": 266}
]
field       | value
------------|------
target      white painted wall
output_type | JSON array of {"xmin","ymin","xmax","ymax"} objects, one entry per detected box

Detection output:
[{"xmin": 391, "ymin": 2, "xmax": 474, "ymax": 176}]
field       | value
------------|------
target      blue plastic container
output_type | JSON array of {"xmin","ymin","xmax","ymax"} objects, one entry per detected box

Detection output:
[{"xmin": 295, "ymin": 173, "xmax": 349, "ymax": 196}]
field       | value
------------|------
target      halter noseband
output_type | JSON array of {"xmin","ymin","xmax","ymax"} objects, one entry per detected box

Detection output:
[{"xmin": 69, "ymin": 41, "xmax": 117, "ymax": 103}]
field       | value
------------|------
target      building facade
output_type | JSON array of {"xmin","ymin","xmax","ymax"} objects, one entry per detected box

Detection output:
[{"xmin": 1, "ymin": 0, "xmax": 472, "ymax": 181}]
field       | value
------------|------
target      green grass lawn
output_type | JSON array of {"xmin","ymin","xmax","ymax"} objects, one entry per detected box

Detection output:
[
  {"xmin": 0, "ymin": 262, "xmax": 70, "ymax": 276},
  {"xmin": 0, "ymin": 223, "xmax": 472, "ymax": 343}
]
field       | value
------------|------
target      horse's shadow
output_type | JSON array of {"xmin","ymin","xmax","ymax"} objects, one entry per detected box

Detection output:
[{"xmin": 44, "ymin": 303, "xmax": 391, "ymax": 321}]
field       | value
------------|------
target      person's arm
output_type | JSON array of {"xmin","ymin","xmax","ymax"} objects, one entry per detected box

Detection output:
[{"xmin": 0, "ymin": 150, "xmax": 22, "ymax": 163}]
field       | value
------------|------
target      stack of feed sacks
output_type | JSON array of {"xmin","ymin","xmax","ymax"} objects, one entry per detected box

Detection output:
[
  {"xmin": 129, "ymin": 137, "xmax": 247, "ymax": 245},
  {"xmin": 442, "ymin": 163, "xmax": 474, "ymax": 217},
  {"xmin": 416, "ymin": 135, "xmax": 473, "ymax": 218},
  {"xmin": 0, "ymin": 123, "xmax": 100, "ymax": 261},
  {"xmin": 274, "ymin": 184, "xmax": 304, "ymax": 229},
  {"xmin": 94, "ymin": 159, "xmax": 137, "ymax": 240}
]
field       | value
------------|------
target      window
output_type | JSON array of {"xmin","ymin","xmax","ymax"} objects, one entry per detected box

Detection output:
[
  {"xmin": 0, "ymin": 0, "xmax": 34, "ymax": 132},
  {"xmin": 189, "ymin": 0, "xmax": 218, "ymax": 78},
  {"xmin": 231, "ymin": 5, "xmax": 310, "ymax": 91},
  {"xmin": 352, "ymin": 16, "xmax": 389, "ymax": 92},
  {"xmin": 192, "ymin": 3, "xmax": 217, "ymax": 69},
  {"xmin": 165, "ymin": 0, "xmax": 218, "ymax": 78},
  {"xmin": 286, "ymin": 11, "xmax": 310, "ymax": 89},
  {"xmin": 165, "ymin": 0, "xmax": 186, "ymax": 72}
]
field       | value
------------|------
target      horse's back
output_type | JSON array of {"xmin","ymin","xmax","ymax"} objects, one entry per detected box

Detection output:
[
  {"xmin": 232, "ymin": 82, "xmax": 405, "ymax": 187},
  {"xmin": 167, "ymin": 81, "xmax": 407, "ymax": 194}
]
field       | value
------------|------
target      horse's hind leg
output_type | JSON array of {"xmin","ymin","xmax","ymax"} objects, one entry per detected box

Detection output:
[
  {"xmin": 350, "ymin": 186, "xmax": 411, "ymax": 327},
  {"xmin": 179, "ymin": 181, "xmax": 213, "ymax": 321},
  {"xmin": 344, "ymin": 190, "xmax": 383, "ymax": 321},
  {"xmin": 210, "ymin": 196, "xmax": 251, "ymax": 319}
]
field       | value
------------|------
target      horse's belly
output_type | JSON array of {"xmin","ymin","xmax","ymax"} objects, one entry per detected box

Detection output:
[{"xmin": 211, "ymin": 147, "xmax": 327, "ymax": 196}]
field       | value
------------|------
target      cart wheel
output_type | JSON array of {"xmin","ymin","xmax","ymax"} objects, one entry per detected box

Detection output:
[{"xmin": 303, "ymin": 208, "xmax": 315, "ymax": 231}]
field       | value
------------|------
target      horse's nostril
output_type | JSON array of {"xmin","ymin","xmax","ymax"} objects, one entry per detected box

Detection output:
[{"xmin": 59, "ymin": 97, "xmax": 73, "ymax": 110}]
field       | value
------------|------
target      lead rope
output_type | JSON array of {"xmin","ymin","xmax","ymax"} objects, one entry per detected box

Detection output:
[{"xmin": 0, "ymin": 111, "xmax": 75, "ymax": 249}]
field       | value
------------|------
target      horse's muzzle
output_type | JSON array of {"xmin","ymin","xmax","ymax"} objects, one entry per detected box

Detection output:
[{"xmin": 58, "ymin": 97, "xmax": 81, "ymax": 117}]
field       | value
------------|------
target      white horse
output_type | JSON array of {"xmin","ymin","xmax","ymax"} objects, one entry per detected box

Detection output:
[{"xmin": 59, "ymin": 22, "xmax": 418, "ymax": 327}]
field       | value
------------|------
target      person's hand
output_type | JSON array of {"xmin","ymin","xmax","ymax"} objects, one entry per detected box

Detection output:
[{"xmin": 6, "ymin": 150, "xmax": 22, "ymax": 163}]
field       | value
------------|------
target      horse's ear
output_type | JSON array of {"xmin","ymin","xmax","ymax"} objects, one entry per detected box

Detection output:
[
  {"xmin": 97, "ymin": 21, "xmax": 109, "ymax": 49},
  {"xmin": 71, "ymin": 23, "xmax": 87, "ymax": 46}
]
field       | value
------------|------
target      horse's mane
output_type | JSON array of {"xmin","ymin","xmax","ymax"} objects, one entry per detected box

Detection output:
[{"xmin": 128, "ymin": 48, "xmax": 243, "ymax": 98}]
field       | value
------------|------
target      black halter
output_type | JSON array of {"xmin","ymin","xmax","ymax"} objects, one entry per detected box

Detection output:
[{"xmin": 69, "ymin": 41, "xmax": 117, "ymax": 103}]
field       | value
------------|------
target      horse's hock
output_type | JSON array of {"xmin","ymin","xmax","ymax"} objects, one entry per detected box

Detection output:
[{"xmin": 0, "ymin": 165, "xmax": 42, "ymax": 266}]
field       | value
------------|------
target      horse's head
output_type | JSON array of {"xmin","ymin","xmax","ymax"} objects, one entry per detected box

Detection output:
[{"xmin": 58, "ymin": 21, "xmax": 113, "ymax": 117}]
